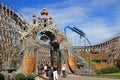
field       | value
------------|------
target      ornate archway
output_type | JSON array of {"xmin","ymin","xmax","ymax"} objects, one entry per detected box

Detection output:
[{"xmin": 10, "ymin": 8, "xmax": 66, "ymax": 74}]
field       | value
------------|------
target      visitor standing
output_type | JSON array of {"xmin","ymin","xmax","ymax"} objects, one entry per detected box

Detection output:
[
  {"xmin": 53, "ymin": 63, "xmax": 58, "ymax": 80},
  {"xmin": 62, "ymin": 62, "xmax": 66, "ymax": 77},
  {"xmin": 50, "ymin": 66, "xmax": 53, "ymax": 80},
  {"xmin": 46, "ymin": 63, "xmax": 49, "ymax": 77},
  {"xmin": 44, "ymin": 64, "xmax": 48, "ymax": 76},
  {"xmin": 47, "ymin": 62, "xmax": 51, "ymax": 77},
  {"xmin": 38, "ymin": 63, "xmax": 44, "ymax": 75},
  {"xmin": 0, "ymin": 56, "xmax": 2, "ymax": 71}
]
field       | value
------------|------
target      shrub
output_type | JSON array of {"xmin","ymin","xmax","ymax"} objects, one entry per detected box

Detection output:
[
  {"xmin": 15, "ymin": 73, "xmax": 26, "ymax": 80},
  {"xmin": 95, "ymin": 70, "xmax": 101, "ymax": 74},
  {"xmin": 115, "ymin": 58, "xmax": 120, "ymax": 69},
  {"xmin": 95, "ymin": 66, "xmax": 120, "ymax": 74},
  {"xmin": 0, "ymin": 61, "xmax": 3, "ymax": 66},
  {"xmin": 0, "ymin": 73, "xmax": 5, "ymax": 80},
  {"xmin": 26, "ymin": 74, "xmax": 35, "ymax": 80}
]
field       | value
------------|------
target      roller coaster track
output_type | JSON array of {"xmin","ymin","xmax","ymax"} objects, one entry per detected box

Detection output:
[
  {"xmin": 64, "ymin": 26, "xmax": 92, "ymax": 54},
  {"xmin": 0, "ymin": 1, "xmax": 25, "ymax": 61},
  {"xmin": 74, "ymin": 33, "xmax": 120, "ymax": 59},
  {"xmin": 93, "ymin": 33, "xmax": 120, "ymax": 56},
  {"xmin": 64, "ymin": 25, "xmax": 120, "ymax": 59}
]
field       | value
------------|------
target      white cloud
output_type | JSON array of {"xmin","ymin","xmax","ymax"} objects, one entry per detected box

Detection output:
[
  {"xmin": 19, "ymin": 0, "xmax": 120, "ymax": 46},
  {"xmin": 19, "ymin": 8, "xmax": 40, "ymax": 21},
  {"xmin": 80, "ymin": 18, "xmax": 117, "ymax": 44},
  {"xmin": 49, "ymin": 7, "xmax": 89, "ymax": 29}
]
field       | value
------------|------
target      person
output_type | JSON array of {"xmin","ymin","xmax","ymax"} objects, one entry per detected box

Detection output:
[
  {"xmin": 44, "ymin": 64, "xmax": 48, "ymax": 76},
  {"xmin": 62, "ymin": 62, "xmax": 66, "ymax": 77},
  {"xmin": 38, "ymin": 63, "xmax": 43, "ymax": 75},
  {"xmin": 50, "ymin": 66, "xmax": 53, "ymax": 80},
  {"xmin": 45, "ymin": 63, "xmax": 49, "ymax": 77},
  {"xmin": 37, "ymin": 64, "xmax": 40, "ymax": 75},
  {"xmin": 40, "ymin": 63, "xmax": 44, "ymax": 74},
  {"xmin": 42, "ymin": 70, "xmax": 49, "ymax": 80},
  {"xmin": 46, "ymin": 62, "xmax": 51, "ymax": 77},
  {"xmin": 0, "ymin": 56, "xmax": 2, "ymax": 71},
  {"xmin": 53, "ymin": 63, "xmax": 58, "ymax": 80}
]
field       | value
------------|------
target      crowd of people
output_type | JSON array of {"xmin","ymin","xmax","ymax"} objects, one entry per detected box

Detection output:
[{"xmin": 37, "ymin": 62, "xmax": 67, "ymax": 80}]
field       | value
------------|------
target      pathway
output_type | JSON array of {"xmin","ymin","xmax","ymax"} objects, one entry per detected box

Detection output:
[{"xmin": 35, "ymin": 74, "xmax": 120, "ymax": 80}]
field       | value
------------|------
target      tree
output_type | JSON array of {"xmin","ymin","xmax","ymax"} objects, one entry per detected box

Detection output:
[{"xmin": 115, "ymin": 58, "xmax": 120, "ymax": 69}]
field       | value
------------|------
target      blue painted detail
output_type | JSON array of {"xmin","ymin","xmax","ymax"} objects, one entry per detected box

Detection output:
[
  {"xmin": 73, "ymin": 27, "xmax": 85, "ymax": 37},
  {"xmin": 64, "ymin": 25, "xmax": 92, "ymax": 46},
  {"xmin": 64, "ymin": 26, "xmax": 85, "ymax": 38}
]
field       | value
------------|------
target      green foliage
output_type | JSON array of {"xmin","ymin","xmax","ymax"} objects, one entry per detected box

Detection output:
[
  {"xmin": 0, "ymin": 60, "xmax": 3, "ymax": 66},
  {"xmin": 95, "ymin": 66, "xmax": 120, "ymax": 74},
  {"xmin": 15, "ymin": 73, "xmax": 35, "ymax": 80},
  {"xmin": 79, "ymin": 50, "xmax": 86, "ymax": 53},
  {"xmin": 85, "ymin": 72, "xmax": 120, "ymax": 79},
  {"xmin": 0, "ymin": 73, "xmax": 5, "ymax": 80},
  {"xmin": 15, "ymin": 73, "xmax": 26, "ymax": 80},
  {"xmin": 115, "ymin": 58, "xmax": 120, "ymax": 69},
  {"xmin": 26, "ymin": 74, "xmax": 35, "ymax": 80},
  {"xmin": 95, "ymin": 70, "xmax": 101, "ymax": 74}
]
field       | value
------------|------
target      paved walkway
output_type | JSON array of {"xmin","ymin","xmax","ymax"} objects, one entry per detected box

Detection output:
[
  {"xmin": 59, "ymin": 74, "xmax": 120, "ymax": 80},
  {"xmin": 35, "ymin": 74, "xmax": 120, "ymax": 80}
]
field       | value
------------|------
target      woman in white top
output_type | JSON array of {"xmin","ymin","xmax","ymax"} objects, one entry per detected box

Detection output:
[{"xmin": 62, "ymin": 62, "xmax": 66, "ymax": 77}]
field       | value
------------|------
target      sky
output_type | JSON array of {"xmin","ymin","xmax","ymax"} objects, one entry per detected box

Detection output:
[{"xmin": 3, "ymin": 0, "xmax": 120, "ymax": 46}]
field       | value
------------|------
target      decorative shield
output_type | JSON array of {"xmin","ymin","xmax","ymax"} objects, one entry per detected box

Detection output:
[
  {"xmin": 23, "ymin": 56, "xmax": 35, "ymax": 74},
  {"xmin": 67, "ymin": 56, "xmax": 77, "ymax": 73}
]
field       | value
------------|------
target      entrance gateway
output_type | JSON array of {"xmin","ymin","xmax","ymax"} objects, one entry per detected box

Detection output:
[{"xmin": 6, "ymin": 8, "xmax": 69, "ymax": 74}]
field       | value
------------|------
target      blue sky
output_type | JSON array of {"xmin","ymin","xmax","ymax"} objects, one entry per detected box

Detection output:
[{"xmin": 3, "ymin": 0, "xmax": 120, "ymax": 46}]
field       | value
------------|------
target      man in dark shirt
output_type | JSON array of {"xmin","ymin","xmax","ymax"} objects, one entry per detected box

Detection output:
[{"xmin": 53, "ymin": 63, "xmax": 58, "ymax": 80}]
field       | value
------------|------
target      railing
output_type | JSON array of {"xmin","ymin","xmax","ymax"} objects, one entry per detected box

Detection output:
[
  {"xmin": 96, "ymin": 33, "xmax": 120, "ymax": 46},
  {"xmin": 0, "ymin": 0, "xmax": 25, "ymax": 20}
]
